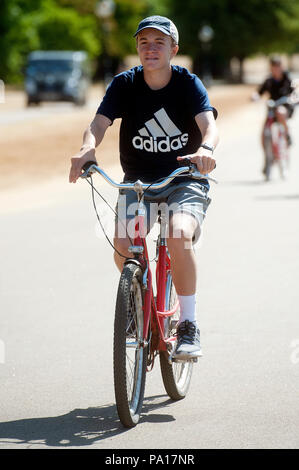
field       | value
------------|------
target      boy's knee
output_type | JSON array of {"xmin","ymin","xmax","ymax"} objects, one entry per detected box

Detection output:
[
  {"xmin": 168, "ymin": 212, "xmax": 197, "ymax": 242},
  {"xmin": 113, "ymin": 235, "xmax": 131, "ymax": 252}
]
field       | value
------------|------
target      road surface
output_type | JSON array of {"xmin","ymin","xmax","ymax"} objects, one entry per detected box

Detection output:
[{"xmin": 0, "ymin": 90, "xmax": 299, "ymax": 449}]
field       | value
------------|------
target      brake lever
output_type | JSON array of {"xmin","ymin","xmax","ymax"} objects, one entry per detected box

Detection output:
[
  {"xmin": 178, "ymin": 158, "xmax": 218, "ymax": 183},
  {"xmin": 178, "ymin": 158, "xmax": 193, "ymax": 169},
  {"xmin": 80, "ymin": 161, "xmax": 97, "ymax": 178}
]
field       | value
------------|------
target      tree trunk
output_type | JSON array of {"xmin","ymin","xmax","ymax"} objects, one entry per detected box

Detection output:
[{"xmin": 238, "ymin": 56, "xmax": 245, "ymax": 84}]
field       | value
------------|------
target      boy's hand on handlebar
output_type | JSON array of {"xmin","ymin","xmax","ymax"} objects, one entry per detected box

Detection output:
[
  {"xmin": 69, "ymin": 147, "xmax": 97, "ymax": 183},
  {"xmin": 251, "ymin": 91, "xmax": 260, "ymax": 102},
  {"xmin": 177, "ymin": 152, "xmax": 216, "ymax": 174}
]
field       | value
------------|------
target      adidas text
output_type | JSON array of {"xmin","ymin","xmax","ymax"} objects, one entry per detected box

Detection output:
[{"xmin": 132, "ymin": 134, "xmax": 189, "ymax": 153}]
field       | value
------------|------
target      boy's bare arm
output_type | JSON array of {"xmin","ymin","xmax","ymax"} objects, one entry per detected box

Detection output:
[
  {"xmin": 195, "ymin": 110, "xmax": 219, "ymax": 149},
  {"xmin": 177, "ymin": 110, "xmax": 219, "ymax": 174},
  {"xmin": 69, "ymin": 114, "xmax": 111, "ymax": 183}
]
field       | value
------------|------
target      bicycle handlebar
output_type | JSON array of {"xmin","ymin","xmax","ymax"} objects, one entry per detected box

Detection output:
[
  {"xmin": 80, "ymin": 161, "xmax": 218, "ymax": 190},
  {"xmin": 267, "ymin": 95, "xmax": 299, "ymax": 108}
]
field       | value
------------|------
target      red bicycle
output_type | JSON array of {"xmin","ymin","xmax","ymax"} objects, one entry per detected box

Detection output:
[
  {"xmin": 263, "ymin": 96, "xmax": 293, "ymax": 181},
  {"xmin": 81, "ymin": 162, "xmax": 216, "ymax": 427}
]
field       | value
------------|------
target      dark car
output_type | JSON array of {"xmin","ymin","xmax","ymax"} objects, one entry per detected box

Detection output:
[{"xmin": 25, "ymin": 50, "xmax": 91, "ymax": 106}]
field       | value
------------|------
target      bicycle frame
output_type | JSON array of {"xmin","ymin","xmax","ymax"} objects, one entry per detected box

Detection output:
[
  {"xmin": 81, "ymin": 162, "xmax": 217, "ymax": 361},
  {"xmin": 264, "ymin": 108, "xmax": 284, "ymax": 162},
  {"xmin": 80, "ymin": 162, "xmax": 218, "ymax": 426},
  {"xmin": 129, "ymin": 192, "xmax": 179, "ymax": 358}
]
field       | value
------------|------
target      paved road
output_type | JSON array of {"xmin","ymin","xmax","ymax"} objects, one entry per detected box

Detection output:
[
  {"xmin": 0, "ymin": 85, "xmax": 104, "ymax": 125},
  {"xmin": 0, "ymin": 99, "xmax": 299, "ymax": 449}
]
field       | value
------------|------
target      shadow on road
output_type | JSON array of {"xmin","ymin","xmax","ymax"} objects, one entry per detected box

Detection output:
[
  {"xmin": 0, "ymin": 394, "xmax": 175, "ymax": 448},
  {"xmin": 221, "ymin": 179, "xmax": 265, "ymax": 187}
]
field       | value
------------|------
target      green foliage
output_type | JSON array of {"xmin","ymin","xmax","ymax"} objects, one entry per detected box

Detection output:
[
  {"xmin": 163, "ymin": 0, "xmax": 299, "ymax": 61},
  {"xmin": 3, "ymin": 0, "xmax": 299, "ymax": 83},
  {"xmin": 0, "ymin": 0, "xmax": 159, "ymax": 82},
  {"xmin": 37, "ymin": 0, "xmax": 100, "ymax": 55},
  {"xmin": 102, "ymin": 0, "xmax": 150, "ymax": 58},
  {"xmin": 146, "ymin": 0, "xmax": 170, "ymax": 17},
  {"xmin": 0, "ymin": 1, "xmax": 42, "ymax": 82},
  {"xmin": 58, "ymin": 0, "xmax": 96, "ymax": 15},
  {"xmin": 56, "ymin": 0, "xmax": 169, "ymax": 59},
  {"xmin": 0, "ymin": 0, "xmax": 100, "ymax": 83}
]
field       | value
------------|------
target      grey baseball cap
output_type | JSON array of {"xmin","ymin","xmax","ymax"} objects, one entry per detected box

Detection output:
[
  {"xmin": 133, "ymin": 15, "xmax": 179, "ymax": 44},
  {"xmin": 270, "ymin": 55, "xmax": 282, "ymax": 66}
]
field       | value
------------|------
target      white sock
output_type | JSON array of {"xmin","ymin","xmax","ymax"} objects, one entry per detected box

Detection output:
[{"xmin": 178, "ymin": 294, "xmax": 197, "ymax": 326}]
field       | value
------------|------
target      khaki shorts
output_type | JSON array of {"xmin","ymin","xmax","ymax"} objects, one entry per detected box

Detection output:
[{"xmin": 115, "ymin": 180, "xmax": 211, "ymax": 243}]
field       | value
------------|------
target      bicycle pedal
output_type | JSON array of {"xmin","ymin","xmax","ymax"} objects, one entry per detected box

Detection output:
[
  {"xmin": 171, "ymin": 357, "xmax": 186, "ymax": 363},
  {"xmin": 170, "ymin": 320, "xmax": 178, "ymax": 330},
  {"xmin": 171, "ymin": 356, "xmax": 198, "ymax": 363}
]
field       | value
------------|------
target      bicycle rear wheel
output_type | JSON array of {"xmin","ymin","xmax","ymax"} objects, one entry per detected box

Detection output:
[
  {"xmin": 159, "ymin": 274, "xmax": 193, "ymax": 400},
  {"xmin": 113, "ymin": 262, "xmax": 147, "ymax": 427},
  {"xmin": 263, "ymin": 133, "xmax": 274, "ymax": 181},
  {"xmin": 277, "ymin": 129, "xmax": 289, "ymax": 179}
]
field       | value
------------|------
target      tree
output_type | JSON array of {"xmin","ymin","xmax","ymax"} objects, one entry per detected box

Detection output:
[
  {"xmin": 37, "ymin": 1, "xmax": 100, "ymax": 55},
  {"xmin": 0, "ymin": 0, "xmax": 43, "ymax": 82},
  {"xmin": 0, "ymin": 0, "xmax": 101, "ymax": 83},
  {"xmin": 162, "ymin": 0, "xmax": 299, "ymax": 81},
  {"xmin": 56, "ymin": 0, "xmax": 169, "ymax": 76}
]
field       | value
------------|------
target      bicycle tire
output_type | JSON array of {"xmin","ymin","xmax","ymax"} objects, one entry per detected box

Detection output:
[
  {"xmin": 159, "ymin": 274, "xmax": 193, "ymax": 400},
  {"xmin": 277, "ymin": 129, "xmax": 289, "ymax": 179},
  {"xmin": 113, "ymin": 262, "xmax": 147, "ymax": 427},
  {"xmin": 263, "ymin": 133, "xmax": 273, "ymax": 181}
]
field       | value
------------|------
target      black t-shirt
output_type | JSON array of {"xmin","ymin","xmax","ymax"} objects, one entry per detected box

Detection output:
[
  {"xmin": 97, "ymin": 65, "xmax": 217, "ymax": 186},
  {"xmin": 258, "ymin": 72, "xmax": 293, "ymax": 100}
]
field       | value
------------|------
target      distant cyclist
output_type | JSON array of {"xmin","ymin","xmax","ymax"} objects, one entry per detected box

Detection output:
[{"xmin": 252, "ymin": 55, "xmax": 295, "ymax": 147}]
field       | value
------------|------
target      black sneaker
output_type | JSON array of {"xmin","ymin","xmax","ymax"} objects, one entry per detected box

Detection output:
[{"xmin": 173, "ymin": 320, "xmax": 202, "ymax": 360}]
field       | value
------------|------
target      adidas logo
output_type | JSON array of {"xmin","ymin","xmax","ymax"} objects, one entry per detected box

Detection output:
[{"xmin": 132, "ymin": 108, "xmax": 189, "ymax": 153}]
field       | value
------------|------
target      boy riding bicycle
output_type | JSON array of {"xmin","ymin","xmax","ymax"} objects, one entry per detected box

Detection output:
[
  {"xmin": 251, "ymin": 56, "xmax": 295, "ymax": 174},
  {"xmin": 69, "ymin": 16, "xmax": 219, "ymax": 360}
]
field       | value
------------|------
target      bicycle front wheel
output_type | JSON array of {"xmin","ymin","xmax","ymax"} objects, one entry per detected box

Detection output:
[
  {"xmin": 113, "ymin": 262, "xmax": 147, "ymax": 427},
  {"xmin": 159, "ymin": 274, "xmax": 193, "ymax": 400}
]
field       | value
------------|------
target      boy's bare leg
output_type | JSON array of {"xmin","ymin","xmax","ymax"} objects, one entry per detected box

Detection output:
[
  {"xmin": 167, "ymin": 212, "xmax": 198, "ymax": 296},
  {"xmin": 167, "ymin": 211, "xmax": 202, "ymax": 358},
  {"xmin": 113, "ymin": 221, "xmax": 131, "ymax": 272}
]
